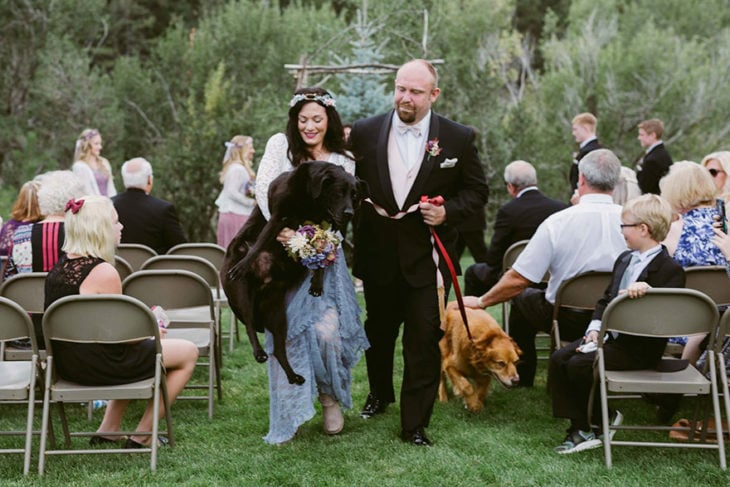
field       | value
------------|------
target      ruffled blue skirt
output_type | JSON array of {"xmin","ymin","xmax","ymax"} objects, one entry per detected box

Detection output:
[{"xmin": 263, "ymin": 248, "xmax": 369, "ymax": 444}]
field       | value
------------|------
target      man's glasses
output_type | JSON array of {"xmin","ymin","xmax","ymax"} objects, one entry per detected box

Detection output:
[{"xmin": 709, "ymin": 168, "xmax": 725, "ymax": 178}]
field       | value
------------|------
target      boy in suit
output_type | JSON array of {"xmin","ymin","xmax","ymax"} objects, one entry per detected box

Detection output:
[
  {"xmin": 569, "ymin": 112, "xmax": 602, "ymax": 193},
  {"xmin": 549, "ymin": 194, "xmax": 685, "ymax": 454},
  {"xmin": 636, "ymin": 119, "xmax": 673, "ymax": 195}
]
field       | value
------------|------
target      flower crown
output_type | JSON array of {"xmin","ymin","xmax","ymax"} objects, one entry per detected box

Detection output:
[
  {"xmin": 81, "ymin": 129, "xmax": 99, "ymax": 141},
  {"xmin": 289, "ymin": 93, "xmax": 336, "ymax": 108}
]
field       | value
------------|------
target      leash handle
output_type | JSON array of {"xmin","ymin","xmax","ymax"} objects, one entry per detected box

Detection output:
[{"xmin": 420, "ymin": 195, "xmax": 474, "ymax": 342}]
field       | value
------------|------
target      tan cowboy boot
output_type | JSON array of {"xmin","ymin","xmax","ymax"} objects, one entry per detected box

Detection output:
[{"xmin": 319, "ymin": 394, "xmax": 344, "ymax": 435}]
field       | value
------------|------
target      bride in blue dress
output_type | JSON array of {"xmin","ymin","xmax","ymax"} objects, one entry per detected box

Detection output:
[{"xmin": 254, "ymin": 87, "xmax": 369, "ymax": 444}]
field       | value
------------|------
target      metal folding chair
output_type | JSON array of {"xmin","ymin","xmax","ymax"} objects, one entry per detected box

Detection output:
[
  {"xmin": 116, "ymin": 243, "xmax": 157, "ymax": 271},
  {"xmin": 0, "ymin": 272, "xmax": 47, "ymax": 360},
  {"xmin": 114, "ymin": 255, "xmax": 134, "ymax": 282},
  {"xmin": 591, "ymin": 289, "xmax": 725, "ymax": 469},
  {"xmin": 38, "ymin": 294, "xmax": 172, "ymax": 475},
  {"xmin": 0, "ymin": 297, "xmax": 40, "ymax": 475},
  {"xmin": 167, "ymin": 243, "xmax": 239, "ymax": 352},
  {"xmin": 551, "ymin": 271, "xmax": 612, "ymax": 350},
  {"xmin": 123, "ymin": 270, "xmax": 219, "ymax": 418}
]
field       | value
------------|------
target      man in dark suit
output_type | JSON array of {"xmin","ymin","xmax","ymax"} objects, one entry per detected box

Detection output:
[
  {"xmin": 112, "ymin": 157, "xmax": 187, "ymax": 254},
  {"xmin": 636, "ymin": 118, "xmax": 673, "ymax": 195},
  {"xmin": 464, "ymin": 160, "xmax": 567, "ymax": 296},
  {"xmin": 548, "ymin": 194, "xmax": 685, "ymax": 454},
  {"xmin": 349, "ymin": 59, "xmax": 488, "ymax": 446},
  {"xmin": 569, "ymin": 112, "xmax": 602, "ymax": 193}
]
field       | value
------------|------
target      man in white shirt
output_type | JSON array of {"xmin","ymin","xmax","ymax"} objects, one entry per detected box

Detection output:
[{"xmin": 463, "ymin": 149, "xmax": 628, "ymax": 386}]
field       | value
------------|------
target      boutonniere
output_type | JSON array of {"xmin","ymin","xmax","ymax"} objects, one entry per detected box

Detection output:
[{"xmin": 426, "ymin": 138, "xmax": 442, "ymax": 159}]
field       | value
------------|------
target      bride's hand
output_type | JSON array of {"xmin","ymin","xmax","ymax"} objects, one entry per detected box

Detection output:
[{"xmin": 276, "ymin": 227, "xmax": 295, "ymax": 244}]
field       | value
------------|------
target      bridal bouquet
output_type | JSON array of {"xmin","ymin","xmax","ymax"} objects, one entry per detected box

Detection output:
[{"xmin": 285, "ymin": 222, "xmax": 342, "ymax": 270}]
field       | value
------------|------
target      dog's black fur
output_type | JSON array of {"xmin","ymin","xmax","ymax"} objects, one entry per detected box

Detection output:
[{"xmin": 221, "ymin": 161, "xmax": 366, "ymax": 385}]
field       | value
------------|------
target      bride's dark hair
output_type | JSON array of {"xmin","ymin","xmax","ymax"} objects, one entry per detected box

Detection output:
[{"xmin": 285, "ymin": 87, "xmax": 345, "ymax": 167}]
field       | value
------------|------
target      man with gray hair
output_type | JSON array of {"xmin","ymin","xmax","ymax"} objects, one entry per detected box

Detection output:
[
  {"xmin": 112, "ymin": 157, "xmax": 186, "ymax": 254},
  {"xmin": 462, "ymin": 149, "xmax": 628, "ymax": 386},
  {"xmin": 464, "ymin": 160, "xmax": 567, "ymax": 296}
]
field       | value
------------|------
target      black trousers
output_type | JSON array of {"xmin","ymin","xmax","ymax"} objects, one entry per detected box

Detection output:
[
  {"xmin": 454, "ymin": 229, "xmax": 488, "ymax": 263},
  {"xmin": 464, "ymin": 262, "xmax": 500, "ymax": 296},
  {"xmin": 549, "ymin": 338, "xmax": 650, "ymax": 431},
  {"xmin": 363, "ymin": 275, "xmax": 446, "ymax": 433},
  {"xmin": 508, "ymin": 288, "xmax": 591, "ymax": 386}
]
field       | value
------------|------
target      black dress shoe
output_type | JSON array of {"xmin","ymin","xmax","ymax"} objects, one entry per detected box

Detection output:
[
  {"xmin": 360, "ymin": 392, "xmax": 387, "ymax": 419},
  {"xmin": 401, "ymin": 428, "xmax": 432, "ymax": 447}
]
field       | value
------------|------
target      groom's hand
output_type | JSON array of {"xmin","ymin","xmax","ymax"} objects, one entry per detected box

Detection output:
[{"xmin": 419, "ymin": 201, "xmax": 446, "ymax": 226}]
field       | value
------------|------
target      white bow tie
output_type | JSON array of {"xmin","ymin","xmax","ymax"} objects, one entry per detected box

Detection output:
[{"xmin": 396, "ymin": 120, "xmax": 421, "ymax": 137}]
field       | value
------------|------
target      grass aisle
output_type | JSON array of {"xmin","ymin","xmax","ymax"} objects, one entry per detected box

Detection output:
[{"xmin": 2, "ymin": 296, "xmax": 730, "ymax": 484}]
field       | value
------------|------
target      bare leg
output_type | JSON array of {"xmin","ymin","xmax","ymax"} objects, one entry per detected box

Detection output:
[
  {"xmin": 129, "ymin": 338, "xmax": 199, "ymax": 445},
  {"xmin": 95, "ymin": 399, "xmax": 132, "ymax": 438},
  {"xmin": 681, "ymin": 334, "xmax": 706, "ymax": 364}
]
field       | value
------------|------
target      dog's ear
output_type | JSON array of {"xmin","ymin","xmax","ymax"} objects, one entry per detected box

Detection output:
[
  {"xmin": 355, "ymin": 178, "xmax": 369, "ymax": 202},
  {"xmin": 309, "ymin": 173, "xmax": 329, "ymax": 199}
]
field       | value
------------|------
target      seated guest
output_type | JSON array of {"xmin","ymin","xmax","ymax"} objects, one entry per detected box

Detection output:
[
  {"xmin": 612, "ymin": 166, "xmax": 641, "ymax": 206},
  {"xmin": 464, "ymin": 160, "xmax": 567, "ymax": 296},
  {"xmin": 0, "ymin": 180, "xmax": 42, "ymax": 257},
  {"xmin": 112, "ymin": 157, "xmax": 187, "ymax": 255},
  {"xmin": 660, "ymin": 161, "xmax": 726, "ymax": 363},
  {"xmin": 462, "ymin": 149, "xmax": 628, "ymax": 387},
  {"xmin": 45, "ymin": 195, "xmax": 198, "ymax": 448},
  {"xmin": 4, "ymin": 171, "xmax": 85, "ymax": 279},
  {"xmin": 701, "ymin": 151, "xmax": 730, "ymax": 198},
  {"xmin": 549, "ymin": 194, "xmax": 685, "ymax": 454}
]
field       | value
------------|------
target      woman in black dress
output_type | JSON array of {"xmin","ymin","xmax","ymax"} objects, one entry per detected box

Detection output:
[{"xmin": 45, "ymin": 195, "xmax": 198, "ymax": 448}]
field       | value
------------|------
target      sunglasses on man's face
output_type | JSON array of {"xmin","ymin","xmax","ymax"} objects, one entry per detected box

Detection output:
[{"xmin": 709, "ymin": 168, "xmax": 725, "ymax": 178}]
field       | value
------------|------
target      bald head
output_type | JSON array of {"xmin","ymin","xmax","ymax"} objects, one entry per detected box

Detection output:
[{"xmin": 394, "ymin": 59, "xmax": 441, "ymax": 124}]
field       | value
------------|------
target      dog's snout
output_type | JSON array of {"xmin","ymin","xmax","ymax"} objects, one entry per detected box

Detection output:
[{"xmin": 344, "ymin": 208, "xmax": 354, "ymax": 218}]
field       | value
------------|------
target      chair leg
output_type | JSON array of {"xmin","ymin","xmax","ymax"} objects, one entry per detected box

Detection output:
[
  {"xmin": 38, "ymin": 361, "xmax": 53, "ymax": 476},
  {"xmin": 708, "ymin": 351, "xmax": 727, "ymax": 469},
  {"xmin": 58, "ymin": 402, "xmax": 72, "ymax": 448}
]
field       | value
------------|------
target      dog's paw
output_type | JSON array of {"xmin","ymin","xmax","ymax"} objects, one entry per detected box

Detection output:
[
  {"xmin": 288, "ymin": 374, "xmax": 306, "ymax": 385},
  {"xmin": 253, "ymin": 350, "xmax": 268, "ymax": 363},
  {"xmin": 308, "ymin": 287, "xmax": 323, "ymax": 297}
]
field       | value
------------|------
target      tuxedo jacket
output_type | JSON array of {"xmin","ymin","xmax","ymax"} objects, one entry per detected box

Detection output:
[
  {"xmin": 483, "ymin": 189, "xmax": 568, "ymax": 268},
  {"xmin": 350, "ymin": 110, "xmax": 489, "ymax": 287},
  {"xmin": 591, "ymin": 247, "xmax": 685, "ymax": 363},
  {"xmin": 112, "ymin": 188, "xmax": 187, "ymax": 255},
  {"xmin": 569, "ymin": 138, "xmax": 602, "ymax": 192},
  {"xmin": 637, "ymin": 143, "xmax": 673, "ymax": 195}
]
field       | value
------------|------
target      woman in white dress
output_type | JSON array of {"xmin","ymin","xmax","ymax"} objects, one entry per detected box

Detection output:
[
  {"xmin": 215, "ymin": 135, "xmax": 257, "ymax": 248},
  {"xmin": 72, "ymin": 128, "xmax": 117, "ymax": 197},
  {"xmin": 255, "ymin": 87, "xmax": 368, "ymax": 445}
]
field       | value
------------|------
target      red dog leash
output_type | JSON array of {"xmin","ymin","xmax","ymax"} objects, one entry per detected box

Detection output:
[{"xmin": 420, "ymin": 195, "xmax": 474, "ymax": 342}]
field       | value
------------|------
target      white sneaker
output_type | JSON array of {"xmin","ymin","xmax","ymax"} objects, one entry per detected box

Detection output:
[{"xmin": 555, "ymin": 430, "xmax": 601, "ymax": 454}]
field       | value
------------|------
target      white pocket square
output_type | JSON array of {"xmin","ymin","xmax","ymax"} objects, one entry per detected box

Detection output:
[{"xmin": 440, "ymin": 158, "xmax": 458, "ymax": 168}]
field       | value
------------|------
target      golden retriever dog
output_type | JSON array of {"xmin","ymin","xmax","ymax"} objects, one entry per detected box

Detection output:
[{"xmin": 438, "ymin": 305, "xmax": 521, "ymax": 412}]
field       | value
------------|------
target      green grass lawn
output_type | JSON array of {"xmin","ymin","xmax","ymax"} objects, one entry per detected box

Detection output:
[{"xmin": 2, "ymin": 273, "xmax": 730, "ymax": 485}]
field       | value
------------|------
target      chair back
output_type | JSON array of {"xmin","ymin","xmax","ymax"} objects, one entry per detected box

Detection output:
[
  {"xmin": 116, "ymin": 243, "xmax": 157, "ymax": 271},
  {"xmin": 167, "ymin": 243, "xmax": 225, "ymax": 270},
  {"xmin": 601, "ymin": 288, "xmax": 719, "ymax": 339},
  {"xmin": 552, "ymin": 271, "xmax": 612, "ymax": 317},
  {"xmin": 43, "ymin": 294, "xmax": 160, "ymax": 349},
  {"xmin": 114, "ymin": 255, "xmax": 134, "ymax": 282},
  {"xmin": 502, "ymin": 240, "xmax": 529, "ymax": 273},
  {"xmin": 141, "ymin": 255, "xmax": 220, "ymax": 295},
  {"xmin": 0, "ymin": 297, "xmax": 37, "ymax": 348},
  {"xmin": 0, "ymin": 272, "xmax": 47, "ymax": 313},
  {"xmin": 123, "ymin": 269, "xmax": 214, "ymax": 312},
  {"xmin": 684, "ymin": 266, "xmax": 730, "ymax": 308}
]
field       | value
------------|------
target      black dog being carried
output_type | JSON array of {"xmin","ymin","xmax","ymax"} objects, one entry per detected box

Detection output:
[{"xmin": 221, "ymin": 161, "xmax": 366, "ymax": 385}]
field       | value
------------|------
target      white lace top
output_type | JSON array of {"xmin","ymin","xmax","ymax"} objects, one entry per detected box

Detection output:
[{"xmin": 255, "ymin": 133, "xmax": 355, "ymax": 220}]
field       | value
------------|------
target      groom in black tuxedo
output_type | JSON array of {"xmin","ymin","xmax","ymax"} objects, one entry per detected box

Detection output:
[{"xmin": 349, "ymin": 59, "xmax": 488, "ymax": 446}]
